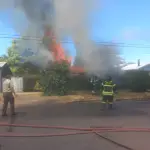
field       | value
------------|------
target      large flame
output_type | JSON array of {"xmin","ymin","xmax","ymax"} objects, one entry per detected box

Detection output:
[
  {"xmin": 44, "ymin": 26, "xmax": 72, "ymax": 64},
  {"xmin": 44, "ymin": 26, "xmax": 84, "ymax": 74}
]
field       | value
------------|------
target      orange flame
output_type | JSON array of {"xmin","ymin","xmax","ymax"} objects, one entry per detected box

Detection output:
[
  {"xmin": 44, "ymin": 26, "xmax": 72, "ymax": 64},
  {"xmin": 44, "ymin": 26, "xmax": 84, "ymax": 74}
]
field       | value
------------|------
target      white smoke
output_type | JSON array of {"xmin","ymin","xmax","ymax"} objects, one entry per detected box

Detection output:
[{"xmin": 0, "ymin": 0, "xmax": 122, "ymax": 74}]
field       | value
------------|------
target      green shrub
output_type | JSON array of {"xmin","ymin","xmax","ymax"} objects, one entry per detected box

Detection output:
[
  {"xmin": 39, "ymin": 61, "xmax": 70, "ymax": 96},
  {"xmin": 122, "ymin": 70, "xmax": 150, "ymax": 92},
  {"xmin": 34, "ymin": 80, "xmax": 42, "ymax": 91}
]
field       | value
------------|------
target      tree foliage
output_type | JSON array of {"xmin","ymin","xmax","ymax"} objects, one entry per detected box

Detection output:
[
  {"xmin": 37, "ymin": 61, "xmax": 70, "ymax": 96},
  {"xmin": 0, "ymin": 40, "xmax": 40, "ymax": 75},
  {"xmin": 0, "ymin": 40, "xmax": 22, "ymax": 74}
]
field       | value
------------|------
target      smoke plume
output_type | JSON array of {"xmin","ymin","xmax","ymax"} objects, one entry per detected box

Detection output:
[
  {"xmin": 0, "ymin": 0, "xmax": 122, "ymax": 74},
  {"xmin": 84, "ymin": 44, "xmax": 122, "ymax": 77}
]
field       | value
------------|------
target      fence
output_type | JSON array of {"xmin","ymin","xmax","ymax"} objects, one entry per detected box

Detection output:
[
  {"xmin": 10, "ymin": 76, "xmax": 39, "ymax": 92},
  {"xmin": 11, "ymin": 77, "xmax": 24, "ymax": 92}
]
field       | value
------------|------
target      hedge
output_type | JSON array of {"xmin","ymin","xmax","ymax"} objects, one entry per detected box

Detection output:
[
  {"xmin": 121, "ymin": 70, "xmax": 150, "ymax": 92},
  {"xmin": 23, "ymin": 74, "xmax": 93, "ymax": 92},
  {"xmin": 23, "ymin": 70, "xmax": 150, "ymax": 93}
]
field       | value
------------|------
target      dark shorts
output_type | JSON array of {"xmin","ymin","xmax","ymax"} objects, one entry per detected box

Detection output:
[{"xmin": 102, "ymin": 95, "xmax": 113, "ymax": 104}]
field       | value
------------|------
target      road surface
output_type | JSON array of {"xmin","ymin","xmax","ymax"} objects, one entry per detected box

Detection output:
[{"xmin": 0, "ymin": 99, "xmax": 150, "ymax": 150}]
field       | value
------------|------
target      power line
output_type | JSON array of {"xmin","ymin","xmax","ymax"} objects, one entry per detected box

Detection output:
[
  {"xmin": 0, "ymin": 33, "xmax": 41, "ymax": 38},
  {"xmin": 0, "ymin": 35, "xmax": 150, "ymax": 48},
  {"xmin": 0, "ymin": 33, "xmax": 149, "ymax": 46},
  {"xmin": 0, "ymin": 36, "xmax": 41, "ymax": 41}
]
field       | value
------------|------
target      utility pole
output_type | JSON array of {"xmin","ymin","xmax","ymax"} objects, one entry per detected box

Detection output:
[{"xmin": 138, "ymin": 59, "xmax": 140, "ymax": 66}]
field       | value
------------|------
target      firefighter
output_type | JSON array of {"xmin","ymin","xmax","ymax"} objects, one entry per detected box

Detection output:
[
  {"xmin": 90, "ymin": 75, "xmax": 100, "ymax": 94},
  {"xmin": 100, "ymin": 76, "xmax": 117, "ymax": 110}
]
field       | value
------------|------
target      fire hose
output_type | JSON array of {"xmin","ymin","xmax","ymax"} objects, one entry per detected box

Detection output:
[
  {"xmin": 0, "ymin": 122, "xmax": 150, "ymax": 136},
  {"xmin": 0, "ymin": 122, "xmax": 148, "ymax": 150}
]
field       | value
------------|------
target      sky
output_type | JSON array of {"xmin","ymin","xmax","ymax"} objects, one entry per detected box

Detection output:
[
  {"xmin": 0, "ymin": 11, "xmax": 16, "ymax": 56},
  {"xmin": 1, "ymin": 0, "xmax": 150, "ymax": 64}
]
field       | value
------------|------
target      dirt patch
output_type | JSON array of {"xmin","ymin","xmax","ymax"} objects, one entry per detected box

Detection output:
[
  {"xmin": 1, "ymin": 91, "xmax": 150, "ymax": 107},
  {"xmin": 117, "ymin": 91, "xmax": 150, "ymax": 100}
]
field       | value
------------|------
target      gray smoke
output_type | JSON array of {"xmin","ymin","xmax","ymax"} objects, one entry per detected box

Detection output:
[
  {"xmin": 0, "ymin": 0, "xmax": 122, "ymax": 74},
  {"xmin": 1, "ymin": 0, "xmax": 55, "ymax": 68},
  {"xmin": 85, "ymin": 44, "xmax": 122, "ymax": 77}
]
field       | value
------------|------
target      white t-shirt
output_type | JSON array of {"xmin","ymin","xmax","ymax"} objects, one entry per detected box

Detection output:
[{"xmin": 3, "ymin": 79, "xmax": 14, "ymax": 93}]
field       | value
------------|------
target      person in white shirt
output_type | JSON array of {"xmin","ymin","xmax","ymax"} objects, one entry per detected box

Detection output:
[{"xmin": 2, "ymin": 75, "xmax": 17, "ymax": 116}]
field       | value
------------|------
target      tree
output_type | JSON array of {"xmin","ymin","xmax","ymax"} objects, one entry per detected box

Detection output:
[
  {"xmin": 0, "ymin": 40, "xmax": 40, "ymax": 75},
  {"xmin": 0, "ymin": 40, "xmax": 22, "ymax": 74},
  {"xmin": 37, "ymin": 61, "xmax": 70, "ymax": 96}
]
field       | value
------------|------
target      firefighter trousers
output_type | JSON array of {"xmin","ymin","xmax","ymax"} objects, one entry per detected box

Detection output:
[
  {"xmin": 102, "ymin": 95, "xmax": 114, "ymax": 104},
  {"xmin": 101, "ymin": 95, "xmax": 114, "ymax": 109}
]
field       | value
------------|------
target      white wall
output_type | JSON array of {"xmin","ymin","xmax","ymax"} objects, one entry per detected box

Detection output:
[{"xmin": 11, "ymin": 77, "xmax": 23, "ymax": 92}]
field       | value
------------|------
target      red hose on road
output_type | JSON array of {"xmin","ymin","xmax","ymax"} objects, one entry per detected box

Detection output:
[
  {"xmin": 0, "ymin": 122, "xmax": 150, "ymax": 132},
  {"xmin": 0, "ymin": 129, "xmax": 149, "ymax": 137},
  {"xmin": 0, "ymin": 123, "xmax": 92, "ymax": 131},
  {"xmin": 0, "ymin": 122, "xmax": 150, "ymax": 138},
  {"xmin": 0, "ymin": 131, "xmax": 93, "ymax": 137},
  {"xmin": 0, "ymin": 123, "xmax": 138, "ymax": 150}
]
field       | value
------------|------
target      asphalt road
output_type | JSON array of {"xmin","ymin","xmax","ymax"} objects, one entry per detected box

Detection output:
[{"xmin": 0, "ymin": 100, "xmax": 150, "ymax": 150}]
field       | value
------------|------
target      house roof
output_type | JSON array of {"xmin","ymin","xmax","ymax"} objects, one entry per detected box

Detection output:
[
  {"xmin": 70, "ymin": 66, "xmax": 85, "ymax": 74},
  {"xmin": 121, "ymin": 63, "xmax": 150, "ymax": 71},
  {"xmin": 121, "ymin": 64, "xmax": 138, "ymax": 70},
  {"xmin": 0, "ymin": 62, "xmax": 7, "ymax": 68}
]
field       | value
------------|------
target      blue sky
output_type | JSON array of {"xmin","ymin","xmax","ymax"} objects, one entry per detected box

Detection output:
[
  {"xmin": 1, "ymin": 0, "xmax": 150, "ymax": 64},
  {"xmin": 0, "ymin": 11, "xmax": 16, "ymax": 56}
]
